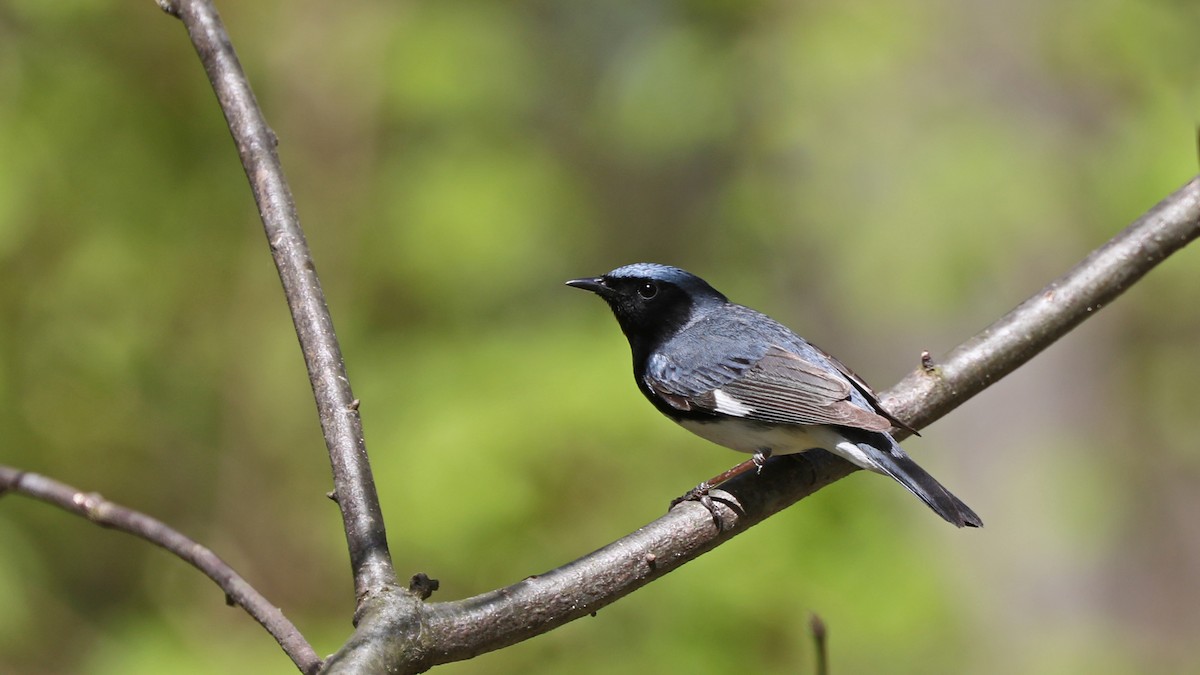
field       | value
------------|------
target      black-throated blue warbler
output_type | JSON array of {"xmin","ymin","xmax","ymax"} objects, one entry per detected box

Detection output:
[{"xmin": 567, "ymin": 263, "xmax": 981, "ymax": 528}]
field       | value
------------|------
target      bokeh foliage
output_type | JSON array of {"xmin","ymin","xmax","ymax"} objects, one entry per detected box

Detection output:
[{"xmin": 1, "ymin": 1, "xmax": 1198, "ymax": 673}]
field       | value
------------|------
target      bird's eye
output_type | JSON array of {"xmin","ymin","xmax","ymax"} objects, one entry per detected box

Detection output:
[{"xmin": 638, "ymin": 282, "xmax": 658, "ymax": 299}]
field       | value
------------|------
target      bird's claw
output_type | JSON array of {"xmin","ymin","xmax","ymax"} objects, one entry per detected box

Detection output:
[
  {"xmin": 670, "ymin": 481, "xmax": 725, "ymax": 530},
  {"xmin": 670, "ymin": 481, "xmax": 712, "ymax": 509}
]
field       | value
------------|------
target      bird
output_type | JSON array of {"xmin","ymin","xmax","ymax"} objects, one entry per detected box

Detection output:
[{"xmin": 566, "ymin": 262, "xmax": 982, "ymax": 528}]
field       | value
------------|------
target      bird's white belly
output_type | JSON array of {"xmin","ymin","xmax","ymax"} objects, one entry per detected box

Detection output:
[{"xmin": 676, "ymin": 417, "xmax": 881, "ymax": 472}]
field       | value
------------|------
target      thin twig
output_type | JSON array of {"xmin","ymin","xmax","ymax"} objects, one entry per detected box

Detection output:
[
  {"xmin": 810, "ymin": 613, "xmax": 828, "ymax": 675},
  {"xmin": 0, "ymin": 466, "xmax": 322, "ymax": 675},
  {"xmin": 157, "ymin": 0, "xmax": 397, "ymax": 602}
]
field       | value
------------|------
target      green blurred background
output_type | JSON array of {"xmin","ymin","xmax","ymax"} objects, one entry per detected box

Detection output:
[{"xmin": 2, "ymin": 0, "xmax": 1199, "ymax": 672}]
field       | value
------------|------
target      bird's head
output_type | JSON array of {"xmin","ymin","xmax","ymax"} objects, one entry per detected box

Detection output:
[{"xmin": 567, "ymin": 263, "xmax": 727, "ymax": 353}]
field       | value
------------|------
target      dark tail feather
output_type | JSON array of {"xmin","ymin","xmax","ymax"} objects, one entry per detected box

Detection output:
[{"xmin": 845, "ymin": 438, "xmax": 983, "ymax": 528}]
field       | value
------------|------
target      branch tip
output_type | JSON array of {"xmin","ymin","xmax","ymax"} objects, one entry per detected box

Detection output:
[
  {"xmin": 810, "ymin": 612, "xmax": 829, "ymax": 675},
  {"xmin": 156, "ymin": 0, "xmax": 181, "ymax": 18}
]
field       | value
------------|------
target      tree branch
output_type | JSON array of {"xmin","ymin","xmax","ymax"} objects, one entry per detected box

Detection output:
[
  {"xmin": 157, "ymin": 0, "xmax": 396, "ymax": 602},
  {"xmin": 0, "ymin": 466, "xmax": 322, "ymax": 675},
  {"xmin": 322, "ymin": 175, "xmax": 1200, "ymax": 673}
]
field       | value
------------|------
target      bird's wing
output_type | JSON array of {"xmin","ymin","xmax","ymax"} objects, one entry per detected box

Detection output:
[
  {"xmin": 804, "ymin": 340, "xmax": 920, "ymax": 435},
  {"xmin": 646, "ymin": 344, "xmax": 893, "ymax": 431}
]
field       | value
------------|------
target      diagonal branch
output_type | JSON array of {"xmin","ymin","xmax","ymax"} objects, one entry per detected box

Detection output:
[
  {"xmin": 323, "ymin": 176, "xmax": 1200, "ymax": 673},
  {"xmin": 156, "ymin": 0, "xmax": 396, "ymax": 602},
  {"xmin": 0, "ymin": 466, "xmax": 322, "ymax": 675}
]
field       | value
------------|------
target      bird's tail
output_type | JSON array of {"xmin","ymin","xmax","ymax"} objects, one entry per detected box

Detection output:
[{"xmin": 833, "ymin": 433, "xmax": 982, "ymax": 528}]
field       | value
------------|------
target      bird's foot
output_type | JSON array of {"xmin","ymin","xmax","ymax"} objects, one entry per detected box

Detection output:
[
  {"xmin": 670, "ymin": 481, "xmax": 713, "ymax": 510},
  {"xmin": 669, "ymin": 481, "xmax": 725, "ymax": 530}
]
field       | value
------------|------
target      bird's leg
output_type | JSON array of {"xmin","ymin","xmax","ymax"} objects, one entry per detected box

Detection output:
[
  {"xmin": 752, "ymin": 448, "xmax": 772, "ymax": 473},
  {"xmin": 670, "ymin": 449, "xmax": 775, "ymax": 528}
]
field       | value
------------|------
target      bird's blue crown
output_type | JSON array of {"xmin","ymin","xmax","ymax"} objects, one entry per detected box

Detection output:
[{"xmin": 605, "ymin": 263, "xmax": 725, "ymax": 300}]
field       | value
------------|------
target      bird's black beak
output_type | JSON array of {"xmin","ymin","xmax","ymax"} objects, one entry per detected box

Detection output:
[{"xmin": 565, "ymin": 276, "xmax": 611, "ymax": 296}]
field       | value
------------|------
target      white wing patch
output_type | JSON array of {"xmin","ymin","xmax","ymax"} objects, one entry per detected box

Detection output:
[
  {"xmin": 712, "ymin": 388, "xmax": 754, "ymax": 417},
  {"xmin": 833, "ymin": 440, "xmax": 882, "ymax": 472}
]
